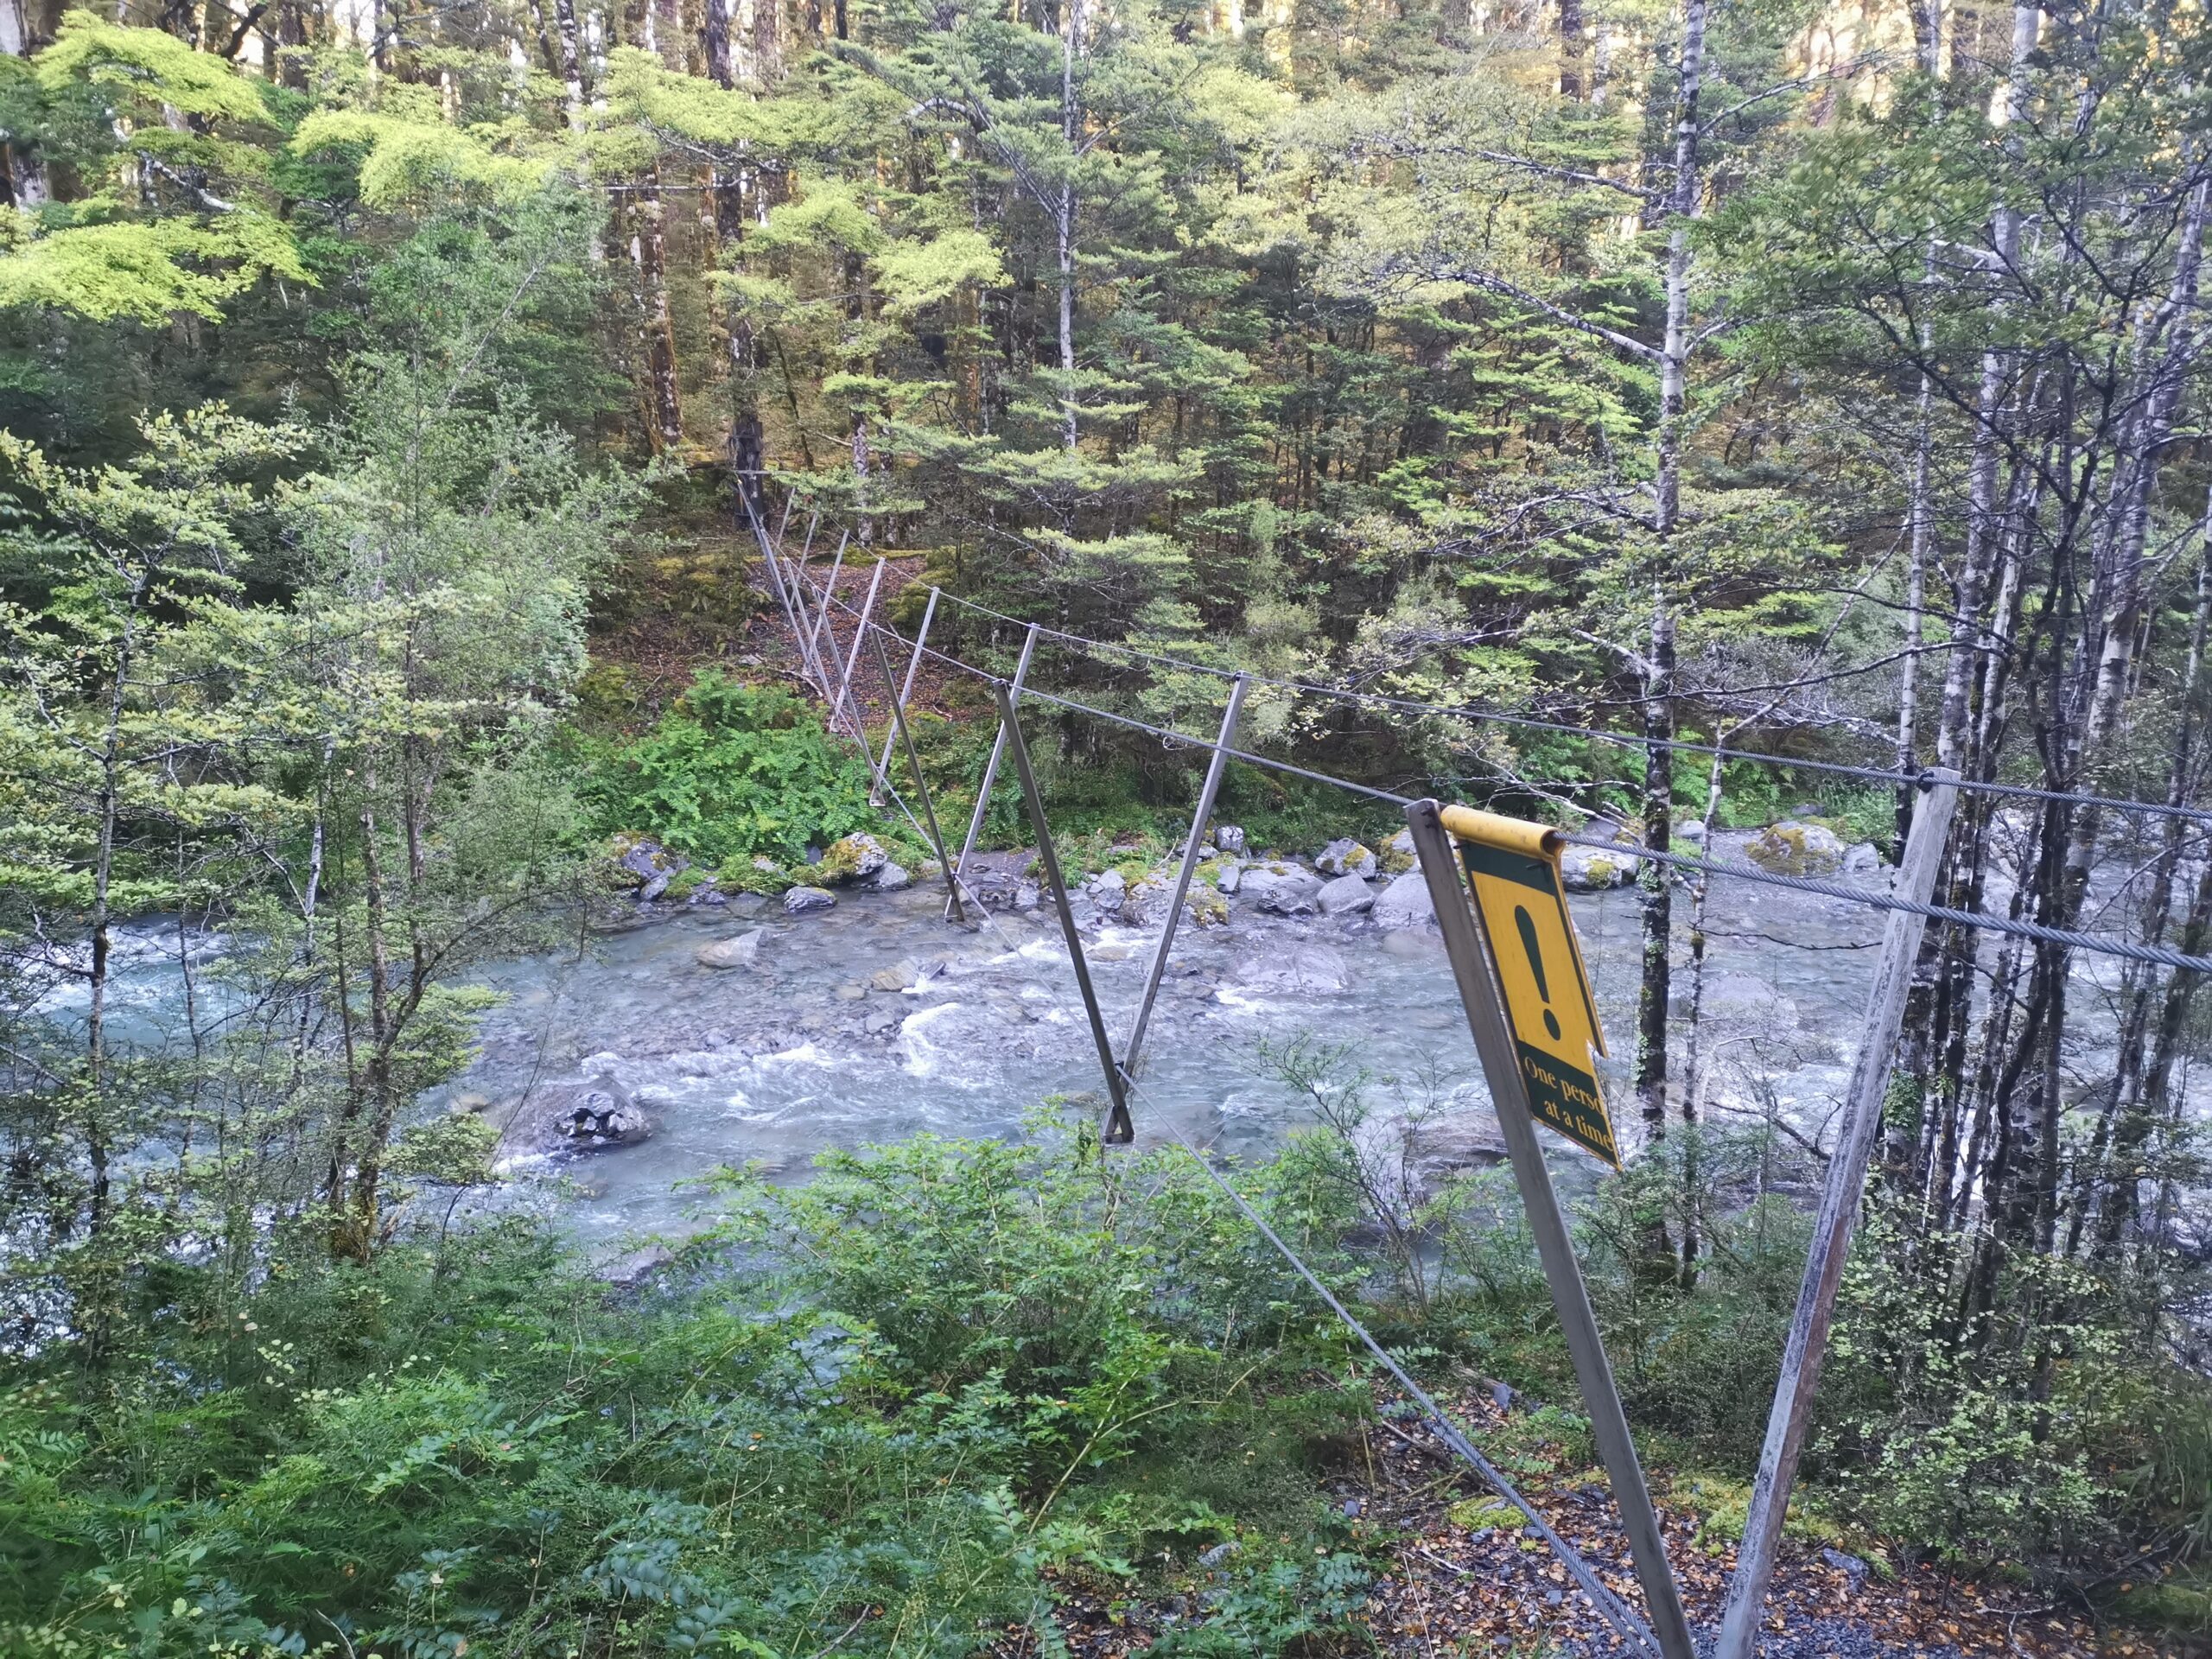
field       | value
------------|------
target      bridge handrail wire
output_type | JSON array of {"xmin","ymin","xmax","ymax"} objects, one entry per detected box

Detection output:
[
  {"xmin": 903, "ymin": 583, "xmax": 2212, "ymax": 829},
  {"xmin": 804, "ymin": 587, "xmax": 2212, "ymax": 977}
]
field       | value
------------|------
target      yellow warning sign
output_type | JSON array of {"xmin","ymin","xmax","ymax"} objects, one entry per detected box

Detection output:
[{"xmin": 1440, "ymin": 807, "xmax": 1620, "ymax": 1167}]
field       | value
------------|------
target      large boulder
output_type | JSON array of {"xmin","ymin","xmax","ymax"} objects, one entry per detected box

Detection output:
[
  {"xmin": 1843, "ymin": 841, "xmax": 1884, "ymax": 875},
  {"xmin": 1085, "ymin": 869, "xmax": 1127, "ymax": 915},
  {"xmin": 1560, "ymin": 841, "xmax": 1639, "ymax": 891},
  {"xmin": 1316, "ymin": 837, "xmax": 1379, "ymax": 879},
  {"xmin": 696, "ymin": 929, "xmax": 765, "ymax": 969},
  {"xmin": 1227, "ymin": 943, "xmax": 1351, "ymax": 995},
  {"xmin": 871, "ymin": 957, "xmax": 924, "ymax": 992},
  {"xmin": 1317, "ymin": 873, "xmax": 1376, "ymax": 915},
  {"xmin": 556, "ymin": 1089, "xmax": 651, "ymax": 1149},
  {"xmin": 783, "ymin": 885, "xmax": 836, "ymax": 915},
  {"xmin": 615, "ymin": 835, "xmax": 684, "ymax": 882},
  {"xmin": 854, "ymin": 861, "xmax": 912, "ymax": 893},
  {"xmin": 1747, "ymin": 820, "xmax": 1847, "ymax": 877},
  {"xmin": 1214, "ymin": 824, "xmax": 1247, "ymax": 856},
  {"xmin": 957, "ymin": 849, "xmax": 1038, "ymax": 910},
  {"xmin": 1380, "ymin": 828, "xmax": 1420, "ymax": 874},
  {"xmin": 818, "ymin": 832, "xmax": 888, "ymax": 883},
  {"xmin": 1372, "ymin": 870, "xmax": 1436, "ymax": 930},
  {"xmin": 1240, "ymin": 862, "xmax": 1325, "ymax": 916}
]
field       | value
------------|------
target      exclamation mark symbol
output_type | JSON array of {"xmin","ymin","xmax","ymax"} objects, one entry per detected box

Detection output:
[{"xmin": 1514, "ymin": 905, "xmax": 1562, "ymax": 1041}]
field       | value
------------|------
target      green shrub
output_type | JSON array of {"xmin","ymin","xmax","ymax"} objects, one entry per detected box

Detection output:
[{"xmin": 581, "ymin": 671, "xmax": 875, "ymax": 866}]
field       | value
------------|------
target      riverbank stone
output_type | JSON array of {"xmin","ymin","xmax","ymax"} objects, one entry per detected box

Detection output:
[
  {"xmin": 783, "ymin": 885, "xmax": 836, "ymax": 914},
  {"xmin": 1372, "ymin": 870, "xmax": 1435, "ymax": 929},
  {"xmin": 1241, "ymin": 862, "xmax": 1325, "ymax": 916},
  {"xmin": 1560, "ymin": 837, "xmax": 1638, "ymax": 890},
  {"xmin": 1380, "ymin": 828, "xmax": 1419, "ymax": 873},
  {"xmin": 1214, "ymin": 824, "xmax": 1247, "ymax": 855},
  {"xmin": 1749, "ymin": 819, "xmax": 1847, "ymax": 876},
  {"xmin": 1318, "ymin": 873, "xmax": 1376, "ymax": 915},
  {"xmin": 819, "ymin": 832, "xmax": 888, "ymax": 882},
  {"xmin": 855, "ymin": 861, "xmax": 912, "ymax": 892},
  {"xmin": 1316, "ymin": 837, "xmax": 1378, "ymax": 878}
]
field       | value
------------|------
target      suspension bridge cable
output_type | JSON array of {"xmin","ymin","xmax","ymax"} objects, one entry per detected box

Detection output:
[
  {"xmin": 1119, "ymin": 1077, "xmax": 1667, "ymax": 1657},
  {"xmin": 910, "ymin": 584, "xmax": 2212, "ymax": 829},
  {"xmin": 809, "ymin": 591, "xmax": 2212, "ymax": 976},
  {"xmin": 818, "ymin": 725, "xmax": 1670, "ymax": 1656}
]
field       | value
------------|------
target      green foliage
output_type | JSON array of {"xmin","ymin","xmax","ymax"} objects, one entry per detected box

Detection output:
[
  {"xmin": 582, "ymin": 672, "xmax": 875, "ymax": 866},
  {"xmin": 0, "ymin": 1121, "xmax": 1390, "ymax": 1656}
]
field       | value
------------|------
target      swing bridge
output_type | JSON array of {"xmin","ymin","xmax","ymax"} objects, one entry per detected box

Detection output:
[{"xmin": 739, "ymin": 498, "xmax": 2212, "ymax": 1659}]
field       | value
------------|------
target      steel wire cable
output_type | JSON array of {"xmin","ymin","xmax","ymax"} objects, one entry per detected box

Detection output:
[
  {"xmin": 828, "ymin": 727, "xmax": 1669, "ymax": 1655},
  {"xmin": 811, "ymin": 592, "xmax": 2212, "ymax": 976},
  {"xmin": 1116, "ymin": 1081, "xmax": 1666, "ymax": 1657},
  {"xmin": 913, "ymin": 584, "xmax": 2212, "ymax": 828}
]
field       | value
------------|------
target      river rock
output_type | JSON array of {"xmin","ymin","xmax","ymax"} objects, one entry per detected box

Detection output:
[
  {"xmin": 1560, "ymin": 840, "xmax": 1638, "ymax": 890},
  {"xmin": 1317, "ymin": 873, "xmax": 1376, "ymax": 915},
  {"xmin": 1316, "ymin": 837, "xmax": 1379, "ymax": 879},
  {"xmin": 696, "ymin": 929, "xmax": 765, "ymax": 969},
  {"xmin": 1241, "ymin": 862, "xmax": 1325, "ymax": 916},
  {"xmin": 1229, "ymin": 943, "xmax": 1351, "ymax": 995},
  {"xmin": 784, "ymin": 885, "xmax": 837, "ymax": 915},
  {"xmin": 1212, "ymin": 859, "xmax": 1242, "ymax": 895},
  {"xmin": 616, "ymin": 835, "xmax": 685, "ymax": 882},
  {"xmin": 871, "ymin": 957, "xmax": 924, "ymax": 992},
  {"xmin": 1380, "ymin": 828, "xmax": 1419, "ymax": 874},
  {"xmin": 599, "ymin": 1245, "xmax": 672, "ymax": 1287},
  {"xmin": 637, "ymin": 870, "xmax": 671, "ymax": 903},
  {"xmin": 1843, "ymin": 841, "xmax": 1883, "ymax": 874},
  {"xmin": 1214, "ymin": 824, "xmax": 1247, "ymax": 856},
  {"xmin": 557, "ymin": 1089, "xmax": 651, "ymax": 1149},
  {"xmin": 960, "ymin": 849, "xmax": 1038, "ymax": 910},
  {"xmin": 1409, "ymin": 1111, "xmax": 1510, "ymax": 1194},
  {"xmin": 1748, "ymin": 820, "xmax": 1847, "ymax": 876},
  {"xmin": 1372, "ymin": 870, "xmax": 1436, "ymax": 930},
  {"xmin": 1085, "ymin": 869, "xmax": 1127, "ymax": 915},
  {"xmin": 855, "ymin": 861, "xmax": 912, "ymax": 893},
  {"xmin": 819, "ymin": 833, "xmax": 888, "ymax": 883}
]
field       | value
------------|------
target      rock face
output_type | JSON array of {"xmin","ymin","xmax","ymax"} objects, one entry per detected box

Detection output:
[
  {"xmin": 1316, "ymin": 837, "xmax": 1379, "ymax": 879},
  {"xmin": 1317, "ymin": 873, "xmax": 1376, "ymax": 915},
  {"xmin": 1371, "ymin": 870, "xmax": 1436, "ymax": 930},
  {"xmin": 819, "ymin": 832, "xmax": 888, "ymax": 883},
  {"xmin": 1747, "ymin": 820, "xmax": 1847, "ymax": 876},
  {"xmin": 696, "ymin": 929, "xmax": 764, "ymax": 969},
  {"xmin": 1560, "ymin": 840, "xmax": 1638, "ymax": 890},
  {"xmin": 1241, "ymin": 862, "xmax": 1325, "ymax": 916},
  {"xmin": 783, "ymin": 885, "xmax": 836, "ymax": 914}
]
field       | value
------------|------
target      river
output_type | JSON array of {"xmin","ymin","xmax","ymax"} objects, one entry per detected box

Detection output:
[{"xmin": 437, "ymin": 836, "xmax": 1963, "ymax": 1255}]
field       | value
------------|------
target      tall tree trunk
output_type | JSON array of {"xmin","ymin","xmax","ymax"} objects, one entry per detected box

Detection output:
[
  {"xmin": 0, "ymin": 0, "xmax": 48, "ymax": 208},
  {"xmin": 1557, "ymin": 0, "xmax": 1583, "ymax": 99},
  {"xmin": 554, "ymin": 0, "xmax": 588, "ymax": 126},
  {"xmin": 1055, "ymin": 0, "xmax": 1083, "ymax": 451},
  {"xmin": 1632, "ymin": 0, "xmax": 1707, "ymax": 1146},
  {"xmin": 631, "ymin": 167, "xmax": 685, "ymax": 454}
]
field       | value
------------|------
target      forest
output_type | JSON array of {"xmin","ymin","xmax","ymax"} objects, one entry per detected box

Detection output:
[{"xmin": 1, "ymin": 0, "xmax": 2210, "ymax": 1649}]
